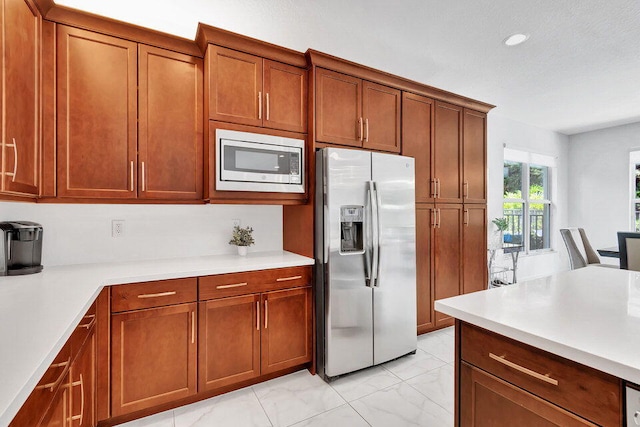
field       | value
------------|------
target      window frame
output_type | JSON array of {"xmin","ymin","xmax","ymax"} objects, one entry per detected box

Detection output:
[{"xmin": 503, "ymin": 157, "xmax": 553, "ymax": 255}]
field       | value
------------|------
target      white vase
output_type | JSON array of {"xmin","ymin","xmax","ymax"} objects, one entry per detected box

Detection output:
[{"xmin": 237, "ymin": 246, "xmax": 248, "ymax": 256}]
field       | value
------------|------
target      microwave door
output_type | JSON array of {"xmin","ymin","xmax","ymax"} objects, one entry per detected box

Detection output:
[{"xmin": 220, "ymin": 139, "xmax": 298, "ymax": 184}]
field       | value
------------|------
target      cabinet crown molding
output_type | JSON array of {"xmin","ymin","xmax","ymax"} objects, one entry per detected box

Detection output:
[
  {"xmin": 307, "ymin": 49, "xmax": 495, "ymax": 113},
  {"xmin": 196, "ymin": 24, "xmax": 306, "ymax": 67}
]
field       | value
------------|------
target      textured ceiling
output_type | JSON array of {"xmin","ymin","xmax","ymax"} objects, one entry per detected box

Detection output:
[{"xmin": 56, "ymin": 0, "xmax": 640, "ymax": 135}]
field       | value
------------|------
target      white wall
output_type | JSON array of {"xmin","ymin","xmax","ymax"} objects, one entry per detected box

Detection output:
[
  {"xmin": 567, "ymin": 122, "xmax": 640, "ymax": 249},
  {"xmin": 0, "ymin": 202, "xmax": 282, "ymax": 266},
  {"xmin": 487, "ymin": 114, "xmax": 571, "ymax": 280}
]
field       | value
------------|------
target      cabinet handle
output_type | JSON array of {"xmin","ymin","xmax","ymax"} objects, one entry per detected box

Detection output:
[
  {"xmin": 266, "ymin": 93, "xmax": 270, "ymax": 121},
  {"xmin": 276, "ymin": 275, "xmax": 302, "ymax": 282},
  {"xmin": 364, "ymin": 118, "xmax": 369, "ymax": 142},
  {"xmin": 358, "ymin": 117, "xmax": 363, "ymax": 142},
  {"xmin": 5, "ymin": 138, "xmax": 18, "ymax": 182},
  {"xmin": 489, "ymin": 353, "xmax": 558, "ymax": 386},
  {"xmin": 78, "ymin": 314, "xmax": 96, "ymax": 329},
  {"xmin": 130, "ymin": 161, "xmax": 134, "ymax": 192},
  {"xmin": 264, "ymin": 300, "xmax": 268, "ymax": 329},
  {"xmin": 38, "ymin": 358, "xmax": 70, "ymax": 391},
  {"xmin": 436, "ymin": 178, "xmax": 441, "ymax": 198},
  {"xmin": 141, "ymin": 161, "xmax": 146, "ymax": 192},
  {"xmin": 256, "ymin": 301, "xmax": 260, "ymax": 331},
  {"xmin": 258, "ymin": 91, "xmax": 262, "ymax": 119},
  {"xmin": 431, "ymin": 209, "xmax": 437, "ymax": 229},
  {"xmin": 463, "ymin": 181, "xmax": 469, "ymax": 198},
  {"xmin": 437, "ymin": 208, "xmax": 441, "ymax": 228},
  {"xmin": 137, "ymin": 291, "xmax": 177, "ymax": 299},
  {"xmin": 464, "ymin": 209, "xmax": 469, "ymax": 226},
  {"xmin": 191, "ymin": 311, "xmax": 195, "ymax": 344},
  {"xmin": 70, "ymin": 373, "xmax": 85, "ymax": 424},
  {"xmin": 216, "ymin": 282, "xmax": 248, "ymax": 289}
]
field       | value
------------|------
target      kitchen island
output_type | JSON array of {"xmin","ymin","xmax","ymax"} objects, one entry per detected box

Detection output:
[{"xmin": 435, "ymin": 266, "xmax": 640, "ymax": 426}]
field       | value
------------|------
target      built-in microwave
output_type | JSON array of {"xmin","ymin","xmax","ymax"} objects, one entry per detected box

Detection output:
[{"xmin": 216, "ymin": 129, "xmax": 305, "ymax": 193}]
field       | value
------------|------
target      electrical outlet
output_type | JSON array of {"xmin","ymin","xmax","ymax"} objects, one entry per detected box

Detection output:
[
  {"xmin": 112, "ymin": 220, "xmax": 125, "ymax": 238},
  {"xmin": 232, "ymin": 219, "xmax": 241, "ymax": 227}
]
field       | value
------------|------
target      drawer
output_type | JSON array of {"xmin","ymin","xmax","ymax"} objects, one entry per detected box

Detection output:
[
  {"xmin": 68, "ymin": 300, "xmax": 97, "ymax": 356},
  {"xmin": 199, "ymin": 266, "xmax": 312, "ymax": 300},
  {"xmin": 461, "ymin": 323, "xmax": 622, "ymax": 427},
  {"xmin": 111, "ymin": 278, "xmax": 197, "ymax": 312}
]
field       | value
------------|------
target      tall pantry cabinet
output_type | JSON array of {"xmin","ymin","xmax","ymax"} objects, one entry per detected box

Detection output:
[{"xmin": 402, "ymin": 92, "xmax": 489, "ymax": 333}]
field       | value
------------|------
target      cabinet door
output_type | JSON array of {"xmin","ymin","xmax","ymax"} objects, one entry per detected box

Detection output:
[
  {"xmin": 2, "ymin": 0, "xmax": 39, "ymax": 195},
  {"xmin": 316, "ymin": 68, "xmax": 362, "ymax": 147},
  {"xmin": 198, "ymin": 295, "xmax": 260, "ymax": 392},
  {"xmin": 263, "ymin": 60, "xmax": 307, "ymax": 133},
  {"xmin": 463, "ymin": 205, "xmax": 487, "ymax": 295},
  {"xmin": 138, "ymin": 45, "xmax": 203, "ymax": 200},
  {"xmin": 261, "ymin": 287, "xmax": 312, "ymax": 375},
  {"xmin": 433, "ymin": 101, "xmax": 462, "ymax": 203},
  {"xmin": 416, "ymin": 204, "xmax": 435, "ymax": 334},
  {"xmin": 433, "ymin": 204, "xmax": 462, "ymax": 328},
  {"xmin": 402, "ymin": 93, "xmax": 434, "ymax": 203},
  {"xmin": 362, "ymin": 81, "xmax": 401, "ymax": 153},
  {"xmin": 460, "ymin": 363, "xmax": 596, "ymax": 426},
  {"xmin": 463, "ymin": 109, "xmax": 487, "ymax": 203},
  {"xmin": 39, "ymin": 374, "xmax": 70, "ymax": 427},
  {"xmin": 111, "ymin": 303, "xmax": 197, "ymax": 416},
  {"xmin": 69, "ymin": 329, "xmax": 96, "ymax": 427},
  {"xmin": 208, "ymin": 45, "xmax": 262, "ymax": 127},
  {"xmin": 56, "ymin": 26, "xmax": 137, "ymax": 199}
]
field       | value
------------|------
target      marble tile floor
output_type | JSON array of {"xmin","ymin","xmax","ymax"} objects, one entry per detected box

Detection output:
[{"xmin": 121, "ymin": 327, "xmax": 455, "ymax": 427}]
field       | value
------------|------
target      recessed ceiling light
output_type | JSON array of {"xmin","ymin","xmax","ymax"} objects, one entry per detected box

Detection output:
[{"xmin": 504, "ymin": 33, "xmax": 529, "ymax": 46}]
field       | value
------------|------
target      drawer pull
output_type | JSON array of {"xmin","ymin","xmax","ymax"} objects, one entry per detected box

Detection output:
[
  {"xmin": 78, "ymin": 314, "xmax": 96, "ymax": 329},
  {"xmin": 489, "ymin": 353, "xmax": 558, "ymax": 386},
  {"xmin": 216, "ymin": 282, "xmax": 248, "ymax": 289},
  {"xmin": 276, "ymin": 275, "xmax": 302, "ymax": 282},
  {"xmin": 38, "ymin": 358, "xmax": 70, "ymax": 391},
  {"xmin": 137, "ymin": 291, "xmax": 177, "ymax": 299}
]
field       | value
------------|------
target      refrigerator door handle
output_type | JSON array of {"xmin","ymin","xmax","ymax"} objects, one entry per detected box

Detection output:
[
  {"xmin": 371, "ymin": 181, "xmax": 381, "ymax": 287},
  {"xmin": 365, "ymin": 183, "xmax": 374, "ymax": 287}
]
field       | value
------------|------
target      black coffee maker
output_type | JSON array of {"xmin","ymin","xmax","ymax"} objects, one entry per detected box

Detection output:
[{"xmin": 0, "ymin": 221, "xmax": 43, "ymax": 276}]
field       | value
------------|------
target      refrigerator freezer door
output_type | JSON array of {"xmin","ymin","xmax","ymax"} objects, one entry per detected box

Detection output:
[
  {"xmin": 324, "ymin": 148, "xmax": 374, "ymax": 377},
  {"xmin": 371, "ymin": 152, "xmax": 417, "ymax": 364}
]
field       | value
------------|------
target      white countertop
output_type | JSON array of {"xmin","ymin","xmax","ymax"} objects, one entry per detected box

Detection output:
[
  {"xmin": 0, "ymin": 251, "xmax": 314, "ymax": 426},
  {"xmin": 435, "ymin": 266, "xmax": 640, "ymax": 385}
]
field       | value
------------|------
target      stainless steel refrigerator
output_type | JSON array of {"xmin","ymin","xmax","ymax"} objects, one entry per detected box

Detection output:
[{"xmin": 315, "ymin": 147, "xmax": 417, "ymax": 380}]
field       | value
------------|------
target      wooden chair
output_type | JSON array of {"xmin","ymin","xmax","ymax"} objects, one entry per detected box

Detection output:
[{"xmin": 617, "ymin": 232, "xmax": 640, "ymax": 271}]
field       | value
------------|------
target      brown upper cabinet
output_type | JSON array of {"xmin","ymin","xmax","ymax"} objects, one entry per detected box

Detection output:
[
  {"xmin": 56, "ymin": 25, "xmax": 203, "ymax": 201},
  {"xmin": 1, "ymin": 0, "xmax": 40, "ymax": 197},
  {"xmin": 207, "ymin": 45, "xmax": 307, "ymax": 134},
  {"xmin": 138, "ymin": 45, "xmax": 203, "ymax": 200},
  {"xmin": 433, "ymin": 101, "xmax": 463, "ymax": 203},
  {"xmin": 402, "ymin": 92, "xmax": 434, "ymax": 203},
  {"xmin": 463, "ymin": 109, "xmax": 487, "ymax": 203},
  {"xmin": 316, "ymin": 68, "xmax": 401, "ymax": 153}
]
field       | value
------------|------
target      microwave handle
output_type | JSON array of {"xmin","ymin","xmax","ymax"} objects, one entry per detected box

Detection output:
[{"xmin": 7, "ymin": 234, "xmax": 11, "ymax": 260}]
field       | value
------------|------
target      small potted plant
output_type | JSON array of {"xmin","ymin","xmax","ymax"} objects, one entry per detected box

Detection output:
[
  {"xmin": 229, "ymin": 225, "xmax": 255, "ymax": 256},
  {"xmin": 490, "ymin": 217, "xmax": 509, "ymax": 249}
]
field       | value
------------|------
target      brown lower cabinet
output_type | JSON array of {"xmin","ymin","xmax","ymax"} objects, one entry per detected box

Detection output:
[
  {"xmin": 11, "ymin": 302, "xmax": 97, "ymax": 427},
  {"xmin": 460, "ymin": 363, "xmax": 596, "ymax": 426},
  {"xmin": 199, "ymin": 285, "xmax": 312, "ymax": 392},
  {"xmin": 458, "ymin": 321, "xmax": 622, "ymax": 426},
  {"xmin": 111, "ymin": 302, "xmax": 198, "ymax": 417}
]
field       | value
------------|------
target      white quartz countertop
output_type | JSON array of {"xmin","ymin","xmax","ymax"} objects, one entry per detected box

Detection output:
[
  {"xmin": 435, "ymin": 266, "xmax": 640, "ymax": 385},
  {"xmin": 0, "ymin": 251, "xmax": 314, "ymax": 426}
]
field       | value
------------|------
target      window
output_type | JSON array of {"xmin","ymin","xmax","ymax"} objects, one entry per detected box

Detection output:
[
  {"xmin": 503, "ymin": 149, "xmax": 553, "ymax": 253},
  {"xmin": 630, "ymin": 151, "xmax": 640, "ymax": 231}
]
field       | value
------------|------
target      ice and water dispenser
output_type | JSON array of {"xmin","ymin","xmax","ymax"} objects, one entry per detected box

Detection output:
[{"xmin": 340, "ymin": 206, "xmax": 364, "ymax": 254}]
